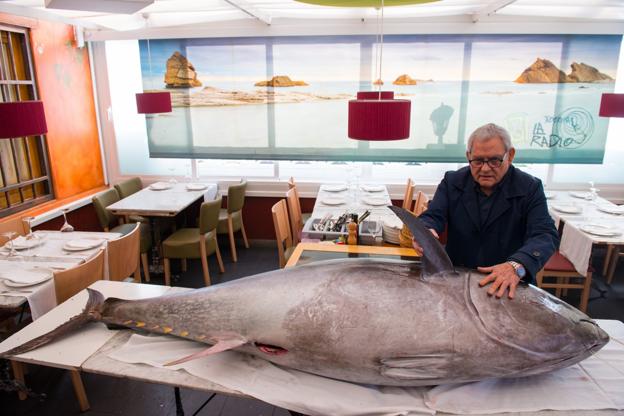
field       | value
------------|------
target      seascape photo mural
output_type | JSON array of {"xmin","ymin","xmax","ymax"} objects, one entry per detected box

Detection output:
[{"xmin": 140, "ymin": 34, "xmax": 621, "ymax": 163}]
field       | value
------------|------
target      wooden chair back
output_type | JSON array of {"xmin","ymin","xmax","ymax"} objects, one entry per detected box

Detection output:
[
  {"xmin": 287, "ymin": 176, "xmax": 296, "ymax": 190},
  {"xmin": 107, "ymin": 223, "xmax": 141, "ymax": 282},
  {"xmin": 402, "ymin": 178, "xmax": 415, "ymax": 211},
  {"xmin": 413, "ymin": 191, "xmax": 429, "ymax": 216},
  {"xmin": 272, "ymin": 199, "xmax": 293, "ymax": 268},
  {"xmin": 53, "ymin": 249, "xmax": 105, "ymax": 304},
  {"xmin": 286, "ymin": 188, "xmax": 304, "ymax": 244},
  {"xmin": 535, "ymin": 251, "xmax": 592, "ymax": 313},
  {"xmin": 0, "ymin": 216, "xmax": 27, "ymax": 245}
]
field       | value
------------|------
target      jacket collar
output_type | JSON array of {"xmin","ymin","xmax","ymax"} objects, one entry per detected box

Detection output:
[{"xmin": 452, "ymin": 165, "xmax": 526, "ymax": 230}]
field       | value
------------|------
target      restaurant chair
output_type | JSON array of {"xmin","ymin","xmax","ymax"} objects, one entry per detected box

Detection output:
[
  {"xmin": 107, "ymin": 223, "xmax": 142, "ymax": 282},
  {"xmin": 217, "ymin": 180, "xmax": 249, "ymax": 262},
  {"xmin": 288, "ymin": 176, "xmax": 312, "ymax": 220},
  {"xmin": 535, "ymin": 251, "xmax": 592, "ymax": 313},
  {"xmin": 114, "ymin": 177, "xmax": 147, "ymax": 224},
  {"xmin": 402, "ymin": 178, "xmax": 415, "ymax": 211},
  {"xmin": 92, "ymin": 189, "xmax": 152, "ymax": 282},
  {"xmin": 0, "ymin": 216, "xmax": 27, "ymax": 245},
  {"xmin": 48, "ymin": 248, "xmax": 105, "ymax": 411},
  {"xmin": 286, "ymin": 188, "xmax": 310, "ymax": 244},
  {"xmin": 272, "ymin": 199, "xmax": 294, "ymax": 268},
  {"xmin": 399, "ymin": 191, "xmax": 429, "ymax": 249},
  {"xmin": 162, "ymin": 198, "xmax": 224, "ymax": 286},
  {"xmin": 605, "ymin": 245, "xmax": 622, "ymax": 285}
]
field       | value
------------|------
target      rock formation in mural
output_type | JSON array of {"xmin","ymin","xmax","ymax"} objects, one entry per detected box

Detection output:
[
  {"xmin": 255, "ymin": 75, "xmax": 308, "ymax": 87},
  {"xmin": 393, "ymin": 74, "xmax": 418, "ymax": 85},
  {"xmin": 567, "ymin": 62, "xmax": 613, "ymax": 82},
  {"xmin": 164, "ymin": 51, "xmax": 202, "ymax": 88},
  {"xmin": 515, "ymin": 58, "xmax": 613, "ymax": 83},
  {"xmin": 515, "ymin": 58, "xmax": 570, "ymax": 83}
]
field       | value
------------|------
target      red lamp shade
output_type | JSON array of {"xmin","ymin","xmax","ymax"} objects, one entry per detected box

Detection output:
[
  {"xmin": 348, "ymin": 98, "xmax": 411, "ymax": 140},
  {"xmin": 599, "ymin": 93, "xmax": 624, "ymax": 117},
  {"xmin": 356, "ymin": 91, "xmax": 394, "ymax": 99},
  {"xmin": 136, "ymin": 92, "xmax": 172, "ymax": 114},
  {"xmin": 0, "ymin": 101, "xmax": 48, "ymax": 139}
]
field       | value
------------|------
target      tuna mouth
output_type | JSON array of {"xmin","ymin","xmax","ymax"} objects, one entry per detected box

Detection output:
[
  {"xmin": 255, "ymin": 342, "xmax": 288, "ymax": 356},
  {"xmin": 578, "ymin": 319, "xmax": 610, "ymax": 353}
]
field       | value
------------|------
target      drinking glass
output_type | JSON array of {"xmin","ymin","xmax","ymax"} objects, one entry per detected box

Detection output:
[
  {"xmin": 60, "ymin": 208, "xmax": 74, "ymax": 232},
  {"xmin": 24, "ymin": 216, "xmax": 35, "ymax": 238},
  {"xmin": 588, "ymin": 181, "xmax": 599, "ymax": 201},
  {"xmin": 2, "ymin": 231, "xmax": 17, "ymax": 257},
  {"xmin": 168, "ymin": 166, "xmax": 178, "ymax": 184}
]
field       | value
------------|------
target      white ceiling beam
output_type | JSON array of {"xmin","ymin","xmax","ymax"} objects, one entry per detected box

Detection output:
[
  {"xmin": 472, "ymin": 0, "xmax": 517, "ymax": 22},
  {"xmin": 0, "ymin": 2, "xmax": 101, "ymax": 29},
  {"xmin": 221, "ymin": 0, "xmax": 271, "ymax": 25}
]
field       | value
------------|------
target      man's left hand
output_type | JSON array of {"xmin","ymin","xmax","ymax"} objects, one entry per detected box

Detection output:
[{"xmin": 477, "ymin": 262, "xmax": 520, "ymax": 299}]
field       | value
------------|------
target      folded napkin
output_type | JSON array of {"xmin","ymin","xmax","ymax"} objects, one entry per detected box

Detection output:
[
  {"xmin": 559, "ymin": 223, "xmax": 593, "ymax": 276},
  {"xmin": 360, "ymin": 184, "xmax": 385, "ymax": 192},
  {"xmin": 149, "ymin": 181, "xmax": 172, "ymax": 190},
  {"xmin": 10, "ymin": 235, "xmax": 43, "ymax": 250},
  {"xmin": 186, "ymin": 183, "xmax": 207, "ymax": 191},
  {"xmin": 0, "ymin": 277, "xmax": 56, "ymax": 320}
]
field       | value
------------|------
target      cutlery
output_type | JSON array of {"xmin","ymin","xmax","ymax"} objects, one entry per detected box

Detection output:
[{"xmin": 0, "ymin": 289, "xmax": 33, "ymax": 294}]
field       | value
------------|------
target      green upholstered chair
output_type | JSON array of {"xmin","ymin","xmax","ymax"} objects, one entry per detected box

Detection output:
[
  {"xmin": 114, "ymin": 177, "xmax": 143, "ymax": 199},
  {"xmin": 114, "ymin": 177, "xmax": 147, "ymax": 224},
  {"xmin": 92, "ymin": 189, "xmax": 153, "ymax": 282},
  {"xmin": 217, "ymin": 180, "xmax": 249, "ymax": 262},
  {"xmin": 162, "ymin": 198, "xmax": 224, "ymax": 287}
]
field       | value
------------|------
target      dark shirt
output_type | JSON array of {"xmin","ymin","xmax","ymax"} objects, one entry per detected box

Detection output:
[{"xmin": 419, "ymin": 165, "xmax": 560, "ymax": 283}]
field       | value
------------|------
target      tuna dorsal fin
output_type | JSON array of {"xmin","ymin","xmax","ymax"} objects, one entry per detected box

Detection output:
[
  {"xmin": 164, "ymin": 336, "xmax": 247, "ymax": 367},
  {"xmin": 388, "ymin": 205, "xmax": 454, "ymax": 276}
]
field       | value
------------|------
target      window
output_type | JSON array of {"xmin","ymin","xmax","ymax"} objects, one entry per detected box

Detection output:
[{"xmin": 0, "ymin": 25, "xmax": 53, "ymax": 217}]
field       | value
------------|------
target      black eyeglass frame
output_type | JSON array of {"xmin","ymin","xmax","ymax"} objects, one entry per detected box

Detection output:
[{"xmin": 467, "ymin": 152, "xmax": 508, "ymax": 169}]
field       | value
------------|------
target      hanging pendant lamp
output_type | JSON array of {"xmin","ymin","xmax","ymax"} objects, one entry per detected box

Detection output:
[
  {"xmin": 347, "ymin": 0, "xmax": 411, "ymax": 141},
  {"xmin": 0, "ymin": 101, "xmax": 48, "ymax": 139},
  {"xmin": 136, "ymin": 36, "xmax": 172, "ymax": 114}
]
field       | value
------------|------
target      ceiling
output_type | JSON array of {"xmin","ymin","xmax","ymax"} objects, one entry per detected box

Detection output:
[{"xmin": 0, "ymin": 0, "xmax": 623, "ymax": 40}]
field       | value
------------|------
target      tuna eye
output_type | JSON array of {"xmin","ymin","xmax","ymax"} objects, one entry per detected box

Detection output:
[{"xmin": 255, "ymin": 342, "xmax": 288, "ymax": 355}]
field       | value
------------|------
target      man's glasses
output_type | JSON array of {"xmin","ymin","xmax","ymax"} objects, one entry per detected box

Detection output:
[{"xmin": 468, "ymin": 153, "xmax": 507, "ymax": 169}]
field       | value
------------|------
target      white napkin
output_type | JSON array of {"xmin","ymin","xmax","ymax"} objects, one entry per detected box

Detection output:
[
  {"xmin": 110, "ymin": 335, "xmax": 433, "ymax": 416},
  {"xmin": 149, "ymin": 182, "xmax": 172, "ymax": 190},
  {"xmin": 560, "ymin": 223, "xmax": 594, "ymax": 276},
  {"xmin": 0, "ymin": 278, "xmax": 57, "ymax": 320},
  {"xmin": 10, "ymin": 235, "xmax": 42, "ymax": 250}
]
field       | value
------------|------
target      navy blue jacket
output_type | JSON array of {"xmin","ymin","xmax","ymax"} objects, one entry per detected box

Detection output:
[{"xmin": 419, "ymin": 165, "xmax": 559, "ymax": 282}]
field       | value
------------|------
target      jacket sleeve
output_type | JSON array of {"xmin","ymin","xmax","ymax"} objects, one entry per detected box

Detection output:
[
  {"xmin": 507, "ymin": 180, "xmax": 560, "ymax": 282},
  {"xmin": 418, "ymin": 174, "xmax": 450, "ymax": 235}
]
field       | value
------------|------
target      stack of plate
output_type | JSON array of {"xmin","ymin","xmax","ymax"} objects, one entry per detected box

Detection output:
[{"xmin": 382, "ymin": 217, "xmax": 402, "ymax": 245}]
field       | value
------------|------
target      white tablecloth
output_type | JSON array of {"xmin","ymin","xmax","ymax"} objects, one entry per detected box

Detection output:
[{"xmin": 109, "ymin": 320, "xmax": 624, "ymax": 416}]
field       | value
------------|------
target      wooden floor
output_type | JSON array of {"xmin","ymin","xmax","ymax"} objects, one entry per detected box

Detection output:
[{"xmin": 2, "ymin": 240, "xmax": 624, "ymax": 415}]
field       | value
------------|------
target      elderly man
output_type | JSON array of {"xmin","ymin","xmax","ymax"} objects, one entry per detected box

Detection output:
[{"xmin": 416, "ymin": 123, "xmax": 559, "ymax": 299}]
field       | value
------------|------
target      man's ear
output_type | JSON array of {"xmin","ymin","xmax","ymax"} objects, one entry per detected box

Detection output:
[
  {"xmin": 507, "ymin": 148, "xmax": 516, "ymax": 164},
  {"xmin": 466, "ymin": 151, "xmax": 471, "ymax": 161}
]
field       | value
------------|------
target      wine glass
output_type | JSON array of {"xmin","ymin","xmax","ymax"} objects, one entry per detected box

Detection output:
[
  {"xmin": 168, "ymin": 166, "xmax": 178, "ymax": 185},
  {"xmin": 588, "ymin": 181, "xmax": 599, "ymax": 201},
  {"xmin": 2, "ymin": 231, "xmax": 17, "ymax": 257},
  {"xmin": 24, "ymin": 216, "xmax": 35, "ymax": 238},
  {"xmin": 60, "ymin": 208, "xmax": 74, "ymax": 232}
]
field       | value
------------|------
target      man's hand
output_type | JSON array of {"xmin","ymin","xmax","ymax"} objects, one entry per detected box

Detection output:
[
  {"xmin": 412, "ymin": 228, "xmax": 439, "ymax": 255},
  {"xmin": 478, "ymin": 262, "xmax": 520, "ymax": 299}
]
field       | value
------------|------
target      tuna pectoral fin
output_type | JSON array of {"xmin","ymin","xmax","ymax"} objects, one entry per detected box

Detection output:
[
  {"xmin": 1, "ymin": 288, "xmax": 105, "ymax": 357},
  {"xmin": 164, "ymin": 337, "xmax": 247, "ymax": 367},
  {"xmin": 381, "ymin": 354, "xmax": 453, "ymax": 380}
]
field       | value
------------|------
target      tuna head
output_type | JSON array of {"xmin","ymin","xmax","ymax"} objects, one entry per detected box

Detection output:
[{"xmin": 467, "ymin": 274, "xmax": 609, "ymax": 377}]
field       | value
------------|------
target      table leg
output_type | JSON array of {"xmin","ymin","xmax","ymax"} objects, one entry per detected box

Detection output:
[
  {"xmin": 10, "ymin": 360, "xmax": 27, "ymax": 400},
  {"xmin": 174, "ymin": 386, "xmax": 184, "ymax": 416},
  {"xmin": 149, "ymin": 217, "xmax": 164, "ymax": 275},
  {"xmin": 69, "ymin": 369, "xmax": 90, "ymax": 411}
]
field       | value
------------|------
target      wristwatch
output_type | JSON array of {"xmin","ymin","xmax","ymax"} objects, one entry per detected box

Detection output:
[{"xmin": 507, "ymin": 260, "xmax": 526, "ymax": 279}]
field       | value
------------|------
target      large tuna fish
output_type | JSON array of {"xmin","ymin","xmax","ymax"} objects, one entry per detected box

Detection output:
[{"xmin": 2, "ymin": 206, "xmax": 608, "ymax": 386}]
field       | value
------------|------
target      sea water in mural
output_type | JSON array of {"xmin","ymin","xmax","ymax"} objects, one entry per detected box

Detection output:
[{"xmin": 140, "ymin": 35, "xmax": 621, "ymax": 163}]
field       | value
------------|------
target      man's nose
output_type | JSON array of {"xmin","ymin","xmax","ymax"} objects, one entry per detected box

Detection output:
[{"xmin": 481, "ymin": 162, "xmax": 492, "ymax": 172}]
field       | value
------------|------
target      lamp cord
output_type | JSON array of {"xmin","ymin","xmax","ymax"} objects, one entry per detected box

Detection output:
[{"xmin": 374, "ymin": 0, "xmax": 385, "ymax": 99}]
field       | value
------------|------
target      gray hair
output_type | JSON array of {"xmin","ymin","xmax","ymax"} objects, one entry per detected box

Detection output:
[{"xmin": 466, "ymin": 123, "xmax": 513, "ymax": 153}]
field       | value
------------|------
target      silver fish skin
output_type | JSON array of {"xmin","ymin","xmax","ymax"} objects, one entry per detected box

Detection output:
[{"xmin": 91, "ymin": 258, "xmax": 607, "ymax": 386}]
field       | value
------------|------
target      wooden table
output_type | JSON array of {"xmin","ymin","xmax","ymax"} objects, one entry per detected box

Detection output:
[{"xmin": 285, "ymin": 242, "xmax": 419, "ymax": 268}]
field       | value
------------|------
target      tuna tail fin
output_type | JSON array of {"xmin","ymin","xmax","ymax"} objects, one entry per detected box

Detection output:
[
  {"xmin": 387, "ymin": 205, "xmax": 454, "ymax": 276},
  {"xmin": 1, "ymin": 288, "xmax": 105, "ymax": 357}
]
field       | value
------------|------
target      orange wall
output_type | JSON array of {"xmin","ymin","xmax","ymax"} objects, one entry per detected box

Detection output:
[{"xmin": 0, "ymin": 14, "xmax": 105, "ymax": 200}]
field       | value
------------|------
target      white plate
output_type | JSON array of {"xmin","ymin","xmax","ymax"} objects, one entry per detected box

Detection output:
[
  {"xmin": 360, "ymin": 185, "xmax": 385, "ymax": 192},
  {"xmin": 10, "ymin": 236, "xmax": 45, "ymax": 250},
  {"xmin": 551, "ymin": 204, "xmax": 582, "ymax": 214},
  {"xmin": 149, "ymin": 182, "xmax": 173, "ymax": 191},
  {"xmin": 323, "ymin": 184, "xmax": 348, "ymax": 192},
  {"xmin": 580, "ymin": 224, "xmax": 622, "ymax": 237},
  {"xmin": 362, "ymin": 197, "xmax": 388, "ymax": 206},
  {"xmin": 186, "ymin": 183, "xmax": 207, "ymax": 191},
  {"xmin": 544, "ymin": 191, "xmax": 555, "ymax": 200},
  {"xmin": 569, "ymin": 191, "xmax": 592, "ymax": 199},
  {"xmin": 1, "ymin": 269, "xmax": 52, "ymax": 287},
  {"xmin": 320, "ymin": 197, "xmax": 346, "ymax": 206},
  {"xmin": 63, "ymin": 239, "xmax": 105, "ymax": 251},
  {"xmin": 597, "ymin": 205, "xmax": 624, "ymax": 215}
]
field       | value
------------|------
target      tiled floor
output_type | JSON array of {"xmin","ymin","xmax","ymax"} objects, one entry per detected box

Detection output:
[{"xmin": 2, "ymin": 240, "xmax": 623, "ymax": 416}]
